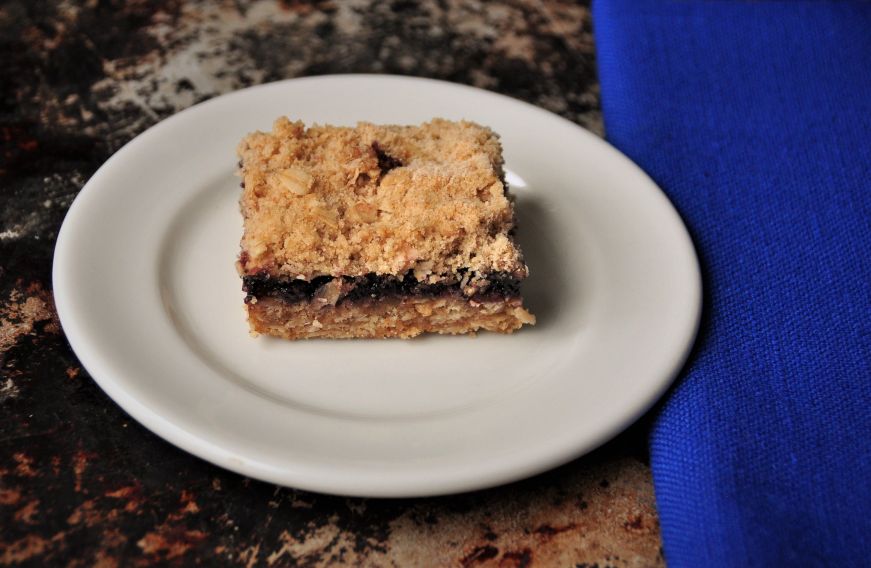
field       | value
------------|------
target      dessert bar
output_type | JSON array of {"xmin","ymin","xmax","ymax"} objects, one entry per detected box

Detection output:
[{"xmin": 237, "ymin": 118, "xmax": 535, "ymax": 339}]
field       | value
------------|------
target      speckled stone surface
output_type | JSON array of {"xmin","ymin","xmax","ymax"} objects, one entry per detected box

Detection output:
[{"xmin": 0, "ymin": 1, "xmax": 663, "ymax": 566}]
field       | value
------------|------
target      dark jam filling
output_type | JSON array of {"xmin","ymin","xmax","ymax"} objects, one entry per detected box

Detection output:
[
  {"xmin": 242, "ymin": 271, "xmax": 521, "ymax": 305},
  {"xmin": 372, "ymin": 141, "xmax": 403, "ymax": 172}
]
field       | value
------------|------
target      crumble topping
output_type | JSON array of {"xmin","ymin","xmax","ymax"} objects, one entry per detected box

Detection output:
[{"xmin": 237, "ymin": 118, "xmax": 527, "ymax": 281}]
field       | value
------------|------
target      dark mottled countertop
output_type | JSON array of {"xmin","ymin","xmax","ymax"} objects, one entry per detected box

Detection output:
[{"xmin": 0, "ymin": 1, "xmax": 663, "ymax": 566}]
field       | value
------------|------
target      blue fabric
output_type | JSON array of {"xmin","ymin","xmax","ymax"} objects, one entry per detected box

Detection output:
[{"xmin": 592, "ymin": 1, "xmax": 871, "ymax": 566}]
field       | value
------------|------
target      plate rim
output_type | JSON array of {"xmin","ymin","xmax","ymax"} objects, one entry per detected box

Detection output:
[{"xmin": 52, "ymin": 74, "xmax": 702, "ymax": 497}]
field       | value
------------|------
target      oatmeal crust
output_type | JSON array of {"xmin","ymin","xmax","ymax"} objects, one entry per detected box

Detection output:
[{"xmin": 247, "ymin": 294, "xmax": 535, "ymax": 340}]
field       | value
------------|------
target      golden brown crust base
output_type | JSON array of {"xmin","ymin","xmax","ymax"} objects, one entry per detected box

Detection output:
[
  {"xmin": 237, "ymin": 118, "xmax": 527, "ymax": 282},
  {"xmin": 246, "ymin": 296, "xmax": 535, "ymax": 340}
]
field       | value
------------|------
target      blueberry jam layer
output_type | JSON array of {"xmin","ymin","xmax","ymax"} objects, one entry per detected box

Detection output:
[{"xmin": 242, "ymin": 271, "xmax": 522, "ymax": 305}]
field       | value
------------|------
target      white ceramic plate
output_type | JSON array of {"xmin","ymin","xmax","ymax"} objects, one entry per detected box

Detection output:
[{"xmin": 53, "ymin": 75, "xmax": 700, "ymax": 497}]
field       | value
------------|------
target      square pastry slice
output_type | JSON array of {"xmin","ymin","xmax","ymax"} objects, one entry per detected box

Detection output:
[{"xmin": 236, "ymin": 117, "xmax": 535, "ymax": 339}]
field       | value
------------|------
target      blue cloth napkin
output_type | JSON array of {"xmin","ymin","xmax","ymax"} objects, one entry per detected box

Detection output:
[{"xmin": 592, "ymin": 1, "xmax": 871, "ymax": 565}]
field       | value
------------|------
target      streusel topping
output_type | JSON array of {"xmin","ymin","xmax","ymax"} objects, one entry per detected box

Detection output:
[{"xmin": 238, "ymin": 118, "xmax": 527, "ymax": 281}]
